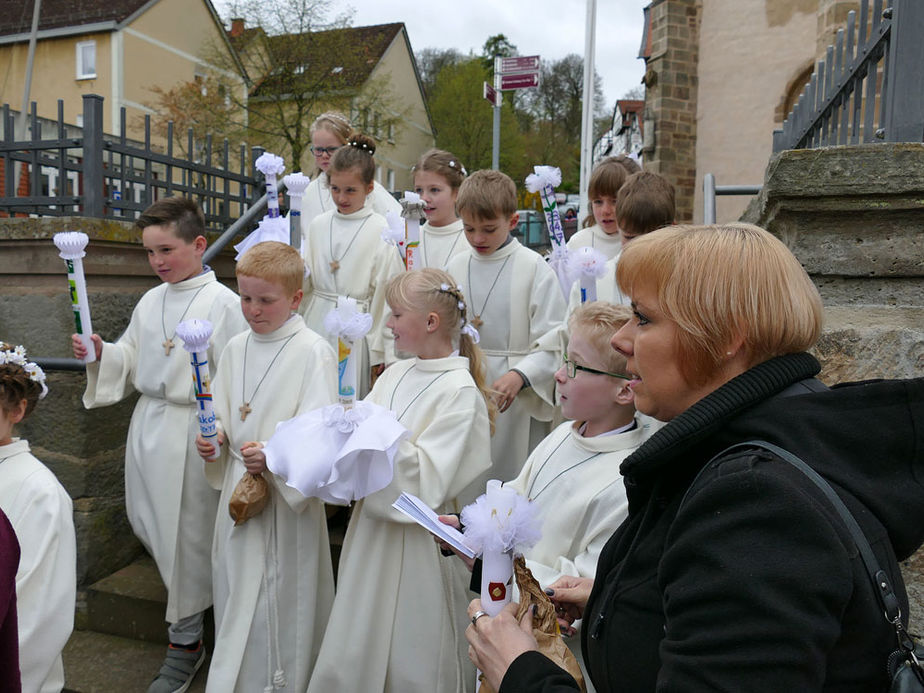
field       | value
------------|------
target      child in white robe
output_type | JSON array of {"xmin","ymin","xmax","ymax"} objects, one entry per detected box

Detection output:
[
  {"xmin": 563, "ymin": 172, "xmax": 676, "ymax": 348},
  {"xmin": 300, "ymin": 111, "xmax": 401, "ymax": 230},
  {"xmin": 445, "ymin": 170, "xmax": 565, "ymax": 494},
  {"xmin": 414, "ymin": 148, "xmax": 469, "ymax": 271},
  {"xmin": 566, "ymin": 155, "xmax": 638, "ymax": 258},
  {"xmin": 300, "ymin": 131, "xmax": 403, "ymax": 398},
  {"xmin": 0, "ymin": 344, "xmax": 76, "ymax": 693},
  {"xmin": 73, "ymin": 197, "xmax": 246, "ymax": 693},
  {"xmin": 442, "ymin": 303, "xmax": 660, "ymax": 692},
  {"xmin": 308, "ymin": 269, "xmax": 495, "ymax": 693},
  {"xmin": 197, "ymin": 241, "xmax": 338, "ymax": 693}
]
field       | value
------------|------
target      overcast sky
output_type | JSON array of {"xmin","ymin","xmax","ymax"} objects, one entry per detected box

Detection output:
[{"xmin": 213, "ymin": 0, "xmax": 651, "ymax": 111}]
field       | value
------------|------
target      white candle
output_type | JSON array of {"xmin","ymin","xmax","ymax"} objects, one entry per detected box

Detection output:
[
  {"xmin": 175, "ymin": 319, "xmax": 219, "ymax": 460},
  {"xmin": 283, "ymin": 172, "xmax": 311, "ymax": 251},
  {"xmin": 323, "ymin": 296, "xmax": 373, "ymax": 409},
  {"xmin": 53, "ymin": 231, "xmax": 96, "ymax": 364},
  {"xmin": 400, "ymin": 191, "xmax": 426, "ymax": 271},
  {"xmin": 480, "ymin": 479, "xmax": 518, "ymax": 617}
]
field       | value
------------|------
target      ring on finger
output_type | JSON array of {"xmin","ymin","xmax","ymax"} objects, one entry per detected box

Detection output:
[{"xmin": 471, "ymin": 610, "xmax": 489, "ymax": 627}]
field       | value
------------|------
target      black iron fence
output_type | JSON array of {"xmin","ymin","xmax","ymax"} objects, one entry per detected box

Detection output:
[
  {"xmin": 1, "ymin": 93, "xmax": 265, "ymax": 229},
  {"xmin": 773, "ymin": 0, "xmax": 924, "ymax": 152}
]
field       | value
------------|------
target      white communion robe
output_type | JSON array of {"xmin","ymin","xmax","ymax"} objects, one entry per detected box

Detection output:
[
  {"xmin": 506, "ymin": 418, "xmax": 656, "ymax": 692},
  {"xmin": 566, "ymin": 224, "xmax": 623, "ymax": 260},
  {"xmin": 300, "ymin": 205, "xmax": 404, "ymax": 396},
  {"xmin": 0, "ymin": 439, "xmax": 76, "ymax": 693},
  {"xmin": 417, "ymin": 219, "xmax": 467, "ymax": 270},
  {"xmin": 446, "ymin": 239, "xmax": 566, "ymax": 493},
  {"xmin": 308, "ymin": 355, "xmax": 492, "ymax": 693},
  {"xmin": 301, "ymin": 176, "xmax": 401, "ymax": 231},
  {"xmin": 205, "ymin": 315, "xmax": 337, "ymax": 693},
  {"xmin": 81, "ymin": 270, "xmax": 246, "ymax": 623}
]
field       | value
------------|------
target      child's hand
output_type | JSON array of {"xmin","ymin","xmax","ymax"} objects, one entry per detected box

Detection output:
[
  {"xmin": 491, "ymin": 371, "xmax": 525, "ymax": 413},
  {"xmin": 196, "ymin": 431, "xmax": 224, "ymax": 461},
  {"xmin": 370, "ymin": 363, "xmax": 386, "ymax": 388},
  {"xmin": 72, "ymin": 333, "xmax": 103, "ymax": 361},
  {"xmin": 241, "ymin": 441, "xmax": 267, "ymax": 475},
  {"xmin": 434, "ymin": 515, "xmax": 476, "ymax": 571}
]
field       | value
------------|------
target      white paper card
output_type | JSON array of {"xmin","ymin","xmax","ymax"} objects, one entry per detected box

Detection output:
[{"xmin": 392, "ymin": 491, "xmax": 477, "ymax": 558}]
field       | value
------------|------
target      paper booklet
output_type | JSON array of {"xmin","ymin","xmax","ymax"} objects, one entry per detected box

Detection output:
[{"xmin": 392, "ymin": 491, "xmax": 477, "ymax": 558}]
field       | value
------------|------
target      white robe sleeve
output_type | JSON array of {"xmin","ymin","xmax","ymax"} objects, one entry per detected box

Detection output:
[
  {"xmin": 82, "ymin": 303, "xmax": 142, "ymax": 408},
  {"xmin": 366, "ymin": 242, "xmax": 404, "ymax": 366}
]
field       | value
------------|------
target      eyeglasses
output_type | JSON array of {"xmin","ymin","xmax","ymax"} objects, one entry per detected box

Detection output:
[
  {"xmin": 310, "ymin": 145, "xmax": 341, "ymax": 156},
  {"xmin": 562, "ymin": 353, "xmax": 630, "ymax": 380}
]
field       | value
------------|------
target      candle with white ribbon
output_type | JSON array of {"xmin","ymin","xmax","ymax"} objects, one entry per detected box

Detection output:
[
  {"xmin": 400, "ymin": 191, "xmax": 426, "ymax": 271},
  {"xmin": 255, "ymin": 152, "xmax": 286, "ymax": 219},
  {"xmin": 568, "ymin": 246, "xmax": 609, "ymax": 303},
  {"xmin": 175, "ymin": 319, "xmax": 219, "ymax": 459},
  {"xmin": 525, "ymin": 166, "xmax": 571, "ymax": 299},
  {"xmin": 53, "ymin": 231, "xmax": 96, "ymax": 363},
  {"xmin": 323, "ymin": 296, "xmax": 373, "ymax": 408},
  {"xmin": 381, "ymin": 211, "xmax": 407, "ymax": 265},
  {"xmin": 283, "ymin": 172, "xmax": 311, "ymax": 251}
]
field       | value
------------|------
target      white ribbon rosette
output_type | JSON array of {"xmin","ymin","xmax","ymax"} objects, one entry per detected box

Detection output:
[
  {"xmin": 567, "ymin": 246, "xmax": 608, "ymax": 303},
  {"xmin": 263, "ymin": 402, "xmax": 408, "ymax": 504},
  {"xmin": 525, "ymin": 166, "xmax": 572, "ymax": 300},
  {"xmin": 53, "ymin": 231, "xmax": 96, "ymax": 363},
  {"xmin": 381, "ymin": 210, "xmax": 407, "ymax": 263}
]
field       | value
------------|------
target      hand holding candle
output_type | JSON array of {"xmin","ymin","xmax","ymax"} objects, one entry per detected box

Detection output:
[
  {"xmin": 175, "ymin": 318, "xmax": 219, "ymax": 460},
  {"xmin": 54, "ymin": 231, "xmax": 96, "ymax": 363}
]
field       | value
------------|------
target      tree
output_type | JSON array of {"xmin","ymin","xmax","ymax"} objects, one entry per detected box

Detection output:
[
  {"xmin": 416, "ymin": 48, "xmax": 465, "ymax": 100},
  {"xmin": 146, "ymin": 0, "xmax": 405, "ymax": 170},
  {"xmin": 481, "ymin": 34, "xmax": 517, "ymax": 69}
]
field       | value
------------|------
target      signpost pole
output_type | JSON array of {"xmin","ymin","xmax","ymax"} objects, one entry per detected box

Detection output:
[{"xmin": 492, "ymin": 57, "xmax": 501, "ymax": 170}]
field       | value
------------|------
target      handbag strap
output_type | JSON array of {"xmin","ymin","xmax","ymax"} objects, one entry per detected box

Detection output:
[{"xmin": 689, "ymin": 441, "xmax": 911, "ymax": 649}]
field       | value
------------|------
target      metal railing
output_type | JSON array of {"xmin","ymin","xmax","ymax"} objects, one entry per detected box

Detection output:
[
  {"xmin": 1, "ymin": 93, "xmax": 266, "ymax": 229},
  {"xmin": 772, "ymin": 0, "xmax": 924, "ymax": 152},
  {"xmin": 702, "ymin": 174, "xmax": 761, "ymax": 224}
]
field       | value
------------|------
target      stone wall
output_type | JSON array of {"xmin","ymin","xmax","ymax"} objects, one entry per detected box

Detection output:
[
  {"xmin": 643, "ymin": 0, "xmax": 702, "ymax": 223},
  {"xmin": 742, "ymin": 142, "xmax": 924, "ymax": 632},
  {"xmin": 0, "ymin": 217, "xmax": 237, "ymax": 587}
]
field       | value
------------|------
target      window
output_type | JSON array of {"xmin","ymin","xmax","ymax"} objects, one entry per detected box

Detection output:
[
  {"xmin": 76, "ymin": 41, "xmax": 96, "ymax": 80},
  {"xmin": 387, "ymin": 122, "xmax": 394, "ymax": 144},
  {"xmin": 387, "ymin": 169, "xmax": 395, "ymax": 191}
]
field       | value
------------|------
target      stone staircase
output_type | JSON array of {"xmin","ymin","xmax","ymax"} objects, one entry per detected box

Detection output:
[{"xmin": 62, "ymin": 556, "xmax": 209, "ymax": 693}]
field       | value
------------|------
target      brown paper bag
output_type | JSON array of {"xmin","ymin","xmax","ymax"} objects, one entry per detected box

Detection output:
[
  {"xmin": 478, "ymin": 555, "xmax": 587, "ymax": 693},
  {"xmin": 228, "ymin": 472, "xmax": 269, "ymax": 525}
]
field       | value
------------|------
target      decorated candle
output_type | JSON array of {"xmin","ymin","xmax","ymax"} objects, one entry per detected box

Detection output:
[
  {"xmin": 283, "ymin": 171, "xmax": 311, "ymax": 251},
  {"xmin": 175, "ymin": 319, "xmax": 219, "ymax": 459},
  {"xmin": 568, "ymin": 246, "xmax": 609, "ymax": 303},
  {"xmin": 53, "ymin": 231, "xmax": 96, "ymax": 363},
  {"xmin": 400, "ymin": 191, "xmax": 426, "ymax": 271},
  {"xmin": 255, "ymin": 152, "xmax": 286, "ymax": 219},
  {"xmin": 525, "ymin": 166, "xmax": 572, "ymax": 299},
  {"xmin": 323, "ymin": 296, "xmax": 373, "ymax": 408}
]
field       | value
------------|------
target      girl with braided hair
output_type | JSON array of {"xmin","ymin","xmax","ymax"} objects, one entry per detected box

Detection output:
[
  {"xmin": 0, "ymin": 343, "xmax": 75, "ymax": 693},
  {"xmin": 308, "ymin": 268, "xmax": 494, "ymax": 693}
]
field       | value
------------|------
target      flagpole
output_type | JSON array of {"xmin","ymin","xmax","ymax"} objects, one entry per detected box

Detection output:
[{"xmin": 578, "ymin": 0, "xmax": 598, "ymax": 219}]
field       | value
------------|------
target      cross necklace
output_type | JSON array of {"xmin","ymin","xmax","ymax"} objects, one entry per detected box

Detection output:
[
  {"xmin": 466, "ymin": 255, "xmax": 511, "ymax": 329},
  {"xmin": 160, "ymin": 284, "xmax": 208, "ymax": 356},
  {"xmin": 328, "ymin": 214, "xmax": 371, "ymax": 274},
  {"xmin": 239, "ymin": 331, "xmax": 298, "ymax": 421}
]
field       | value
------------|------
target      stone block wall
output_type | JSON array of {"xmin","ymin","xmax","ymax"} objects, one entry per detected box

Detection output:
[{"xmin": 644, "ymin": 0, "xmax": 702, "ymax": 223}]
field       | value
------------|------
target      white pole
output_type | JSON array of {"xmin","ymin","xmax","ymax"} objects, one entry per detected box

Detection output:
[
  {"xmin": 578, "ymin": 0, "xmax": 598, "ymax": 219},
  {"xmin": 492, "ymin": 57, "xmax": 502, "ymax": 170},
  {"xmin": 18, "ymin": 0, "xmax": 41, "ymax": 141}
]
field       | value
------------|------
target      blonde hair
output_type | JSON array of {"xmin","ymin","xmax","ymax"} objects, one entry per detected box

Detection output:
[
  {"xmin": 329, "ymin": 131, "xmax": 376, "ymax": 185},
  {"xmin": 456, "ymin": 169, "xmax": 517, "ymax": 220},
  {"xmin": 567, "ymin": 302, "xmax": 632, "ymax": 374},
  {"xmin": 236, "ymin": 241, "xmax": 304, "ymax": 296},
  {"xmin": 385, "ymin": 269, "xmax": 497, "ymax": 432},
  {"xmin": 310, "ymin": 111, "xmax": 352, "ymax": 144},
  {"xmin": 616, "ymin": 223, "xmax": 823, "ymax": 385},
  {"xmin": 413, "ymin": 148, "xmax": 467, "ymax": 190}
]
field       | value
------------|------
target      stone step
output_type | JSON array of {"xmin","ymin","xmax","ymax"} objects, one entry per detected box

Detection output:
[
  {"xmin": 63, "ymin": 629, "xmax": 209, "ymax": 693},
  {"xmin": 85, "ymin": 556, "xmax": 171, "ymax": 645}
]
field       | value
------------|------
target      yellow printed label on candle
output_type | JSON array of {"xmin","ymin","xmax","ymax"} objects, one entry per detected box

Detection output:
[{"xmin": 337, "ymin": 338, "xmax": 354, "ymax": 397}]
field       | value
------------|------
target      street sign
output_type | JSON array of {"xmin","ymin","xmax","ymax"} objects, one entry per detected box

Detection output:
[
  {"xmin": 499, "ymin": 55, "xmax": 540, "ymax": 74},
  {"xmin": 483, "ymin": 81, "xmax": 499, "ymax": 106},
  {"xmin": 500, "ymin": 72, "xmax": 540, "ymax": 91}
]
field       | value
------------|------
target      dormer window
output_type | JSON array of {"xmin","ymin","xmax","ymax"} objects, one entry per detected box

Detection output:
[{"xmin": 76, "ymin": 40, "xmax": 96, "ymax": 80}]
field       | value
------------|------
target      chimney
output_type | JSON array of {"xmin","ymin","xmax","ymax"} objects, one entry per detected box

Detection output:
[{"xmin": 230, "ymin": 18, "xmax": 244, "ymax": 37}]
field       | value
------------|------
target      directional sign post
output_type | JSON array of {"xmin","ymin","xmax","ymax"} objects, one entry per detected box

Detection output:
[{"xmin": 490, "ymin": 55, "xmax": 541, "ymax": 170}]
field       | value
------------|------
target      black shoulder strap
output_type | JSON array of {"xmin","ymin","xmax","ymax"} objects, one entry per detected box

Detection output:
[{"xmin": 687, "ymin": 440, "xmax": 903, "ymax": 630}]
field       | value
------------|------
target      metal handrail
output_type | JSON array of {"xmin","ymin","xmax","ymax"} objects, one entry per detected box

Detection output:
[{"xmin": 703, "ymin": 173, "xmax": 762, "ymax": 224}]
